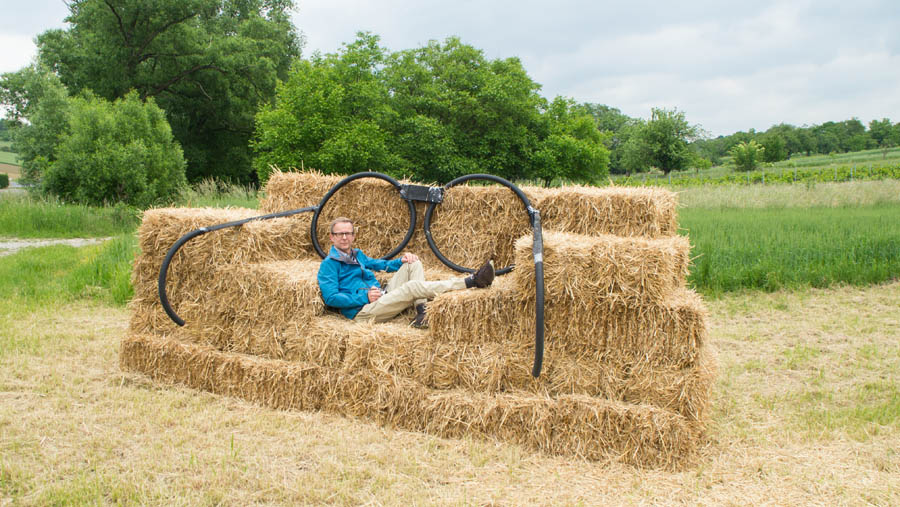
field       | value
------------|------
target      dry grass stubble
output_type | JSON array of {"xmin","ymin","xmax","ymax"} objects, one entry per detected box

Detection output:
[{"xmin": 2, "ymin": 283, "xmax": 899, "ymax": 504}]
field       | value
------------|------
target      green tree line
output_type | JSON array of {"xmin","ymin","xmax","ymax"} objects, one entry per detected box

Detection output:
[{"xmin": 692, "ymin": 118, "xmax": 900, "ymax": 166}]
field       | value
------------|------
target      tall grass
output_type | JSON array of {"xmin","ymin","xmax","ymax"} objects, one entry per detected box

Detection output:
[
  {"xmin": 0, "ymin": 234, "xmax": 137, "ymax": 308},
  {"xmin": 0, "ymin": 194, "xmax": 140, "ymax": 238},
  {"xmin": 681, "ymin": 204, "xmax": 900, "ymax": 294},
  {"xmin": 179, "ymin": 178, "xmax": 260, "ymax": 209},
  {"xmin": 678, "ymin": 179, "xmax": 900, "ymax": 209}
]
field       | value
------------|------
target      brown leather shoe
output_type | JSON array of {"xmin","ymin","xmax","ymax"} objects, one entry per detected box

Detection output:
[{"xmin": 467, "ymin": 259, "xmax": 495, "ymax": 288}]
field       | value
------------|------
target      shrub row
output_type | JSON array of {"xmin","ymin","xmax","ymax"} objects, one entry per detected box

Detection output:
[
  {"xmin": 0, "ymin": 173, "xmax": 8, "ymax": 189},
  {"xmin": 614, "ymin": 164, "xmax": 900, "ymax": 188}
]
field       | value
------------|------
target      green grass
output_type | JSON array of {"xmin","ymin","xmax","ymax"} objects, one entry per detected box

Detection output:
[
  {"xmin": 0, "ymin": 234, "xmax": 137, "ymax": 309},
  {"xmin": 681, "ymin": 204, "xmax": 900, "ymax": 294},
  {"xmin": 179, "ymin": 178, "xmax": 260, "ymax": 209},
  {"xmin": 0, "ymin": 194, "xmax": 140, "ymax": 238},
  {"xmin": 0, "ymin": 141, "xmax": 18, "ymax": 165}
]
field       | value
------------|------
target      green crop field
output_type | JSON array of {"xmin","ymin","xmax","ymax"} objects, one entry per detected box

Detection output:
[{"xmin": 681, "ymin": 204, "xmax": 900, "ymax": 294}]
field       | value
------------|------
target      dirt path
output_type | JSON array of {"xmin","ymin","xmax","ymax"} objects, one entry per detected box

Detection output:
[{"xmin": 0, "ymin": 237, "xmax": 112, "ymax": 257}]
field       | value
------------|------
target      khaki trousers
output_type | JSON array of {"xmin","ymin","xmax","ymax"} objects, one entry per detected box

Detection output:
[{"xmin": 355, "ymin": 261, "xmax": 466, "ymax": 323}]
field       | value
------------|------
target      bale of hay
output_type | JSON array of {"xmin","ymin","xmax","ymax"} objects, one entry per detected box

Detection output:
[
  {"xmin": 534, "ymin": 184, "xmax": 678, "ymax": 238},
  {"xmin": 258, "ymin": 170, "xmax": 681, "ymax": 272},
  {"xmin": 514, "ymin": 230, "xmax": 690, "ymax": 307},
  {"xmin": 132, "ymin": 208, "xmax": 319, "ymax": 334},
  {"xmin": 260, "ymin": 170, "xmax": 424, "ymax": 261},
  {"xmin": 121, "ymin": 331, "xmax": 701, "ymax": 468},
  {"xmin": 120, "ymin": 331, "xmax": 329, "ymax": 411},
  {"xmin": 420, "ymin": 390, "xmax": 699, "ymax": 468},
  {"xmin": 341, "ymin": 312, "xmax": 716, "ymax": 420},
  {"xmin": 429, "ymin": 274, "xmax": 706, "ymax": 368}
]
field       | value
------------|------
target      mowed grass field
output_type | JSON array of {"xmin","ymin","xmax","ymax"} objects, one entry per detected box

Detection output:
[{"xmin": 1, "ymin": 179, "xmax": 899, "ymax": 504}]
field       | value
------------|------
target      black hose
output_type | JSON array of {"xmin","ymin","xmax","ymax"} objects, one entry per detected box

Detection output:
[
  {"xmin": 310, "ymin": 171, "xmax": 416, "ymax": 260},
  {"xmin": 158, "ymin": 205, "xmax": 317, "ymax": 327},
  {"xmin": 529, "ymin": 208, "xmax": 546, "ymax": 377},
  {"xmin": 421, "ymin": 173, "xmax": 546, "ymax": 377},
  {"xmin": 423, "ymin": 173, "xmax": 532, "ymax": 275}
]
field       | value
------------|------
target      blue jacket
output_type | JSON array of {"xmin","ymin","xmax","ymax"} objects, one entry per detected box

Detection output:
[{"xmin": 317, "ymin": 245, "xmax": 403, "ymax": 319}]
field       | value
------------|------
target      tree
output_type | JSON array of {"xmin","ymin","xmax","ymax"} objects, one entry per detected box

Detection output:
[
  {"xmin": 622, "ymin": 108, "xmax": 700, "ymax": 174},
  {"xmin": 252, "ymin": 33, "xmax": 402, "ymax": 182},
  {"xmin": 254, "ymin": 34, "xmax": 607, "ymax": 186},
  {"xmin": 383, "ymin": 36, "xmax": 546, "ymax": 183},
  {"xmin": 760, "ymin": 131, "xmax": 788, "ymax": 162},
  {"xmin": 0, "ymin": 65, "xmax": 72, "ymax": 185},
  {"xmin": 730, "ymin": 141, "xmax": 764, "ymax": 172},
  {"xmin": 43, "ymin": 91, "xmax": 187, "ymax": 207},
  {"xmin": 869, "ymin": 118, "xmax": 895, "ymax": 158},
  {"xmin": 35, "ymin": 0, "xmax": 301, "ymax": 184},
  {"xmin": 530, "ymin": 97, "xmax": 609, "ymax": 185},
  {"xmin": 580, "ymin": 103, "xmax": 635, "ymax": 174}
]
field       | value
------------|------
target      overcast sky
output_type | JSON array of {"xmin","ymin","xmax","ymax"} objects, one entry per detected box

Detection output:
[{"xmin": 2, "ymin": 0, "xmax": 898, "ymax": 137}]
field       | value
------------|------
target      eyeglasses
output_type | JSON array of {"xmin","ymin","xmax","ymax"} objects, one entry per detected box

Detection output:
[{"xmin": 331, "ymin": 231, "xmax": 355, "ymax": 238}]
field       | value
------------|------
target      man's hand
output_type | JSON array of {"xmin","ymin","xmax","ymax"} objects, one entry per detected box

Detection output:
[
  {"xmin": 401, "ymin": 252, "xmax": 419, "ymax": 264},
  {"xmin": 367, "ymin": 287, "xmax": 382, "ymax": 303}
]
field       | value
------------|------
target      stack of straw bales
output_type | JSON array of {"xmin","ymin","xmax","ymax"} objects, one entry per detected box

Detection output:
[{"xmin": 122, "ymin": 170, "xmax": 715, "ymax": 469}]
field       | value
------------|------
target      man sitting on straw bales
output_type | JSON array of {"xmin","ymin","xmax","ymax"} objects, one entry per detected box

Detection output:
[{"xmin": 318, "ymin": 217, "xmax": 495, "ymax": 328}]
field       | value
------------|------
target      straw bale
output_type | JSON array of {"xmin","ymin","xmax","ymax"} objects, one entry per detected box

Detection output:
[
  {"xmin": 165, "ymin": 259, "xmax": 459, "ymax": 358},
  {"xmin": 262, "ymin": 171, "xmax": 534, "ymax": 270},
  {"xmin": 133, "ymin": 292, "xmax": 713, "ymax": 421},
  {"xmin": 259, "ymin": 172, "xmax": 681, "ymax": 268},
  {"xmin": 131, "ymin": 208, "xmax": 319, "ymax": 334},
  {"xmin": 429, "ymin": 274, "xmax": 706, "ymax": 367},
  {"xmin": 120, "ymin": 331, "xmax": 700, "ymax": 468},
  {"xmin": 199, "ymin": 260, "xmax": 325, "ymax": 350},
  {"xmin": 258, "ymin": 170, "xmax": 343, "ymax": 212},
  {"xmin": 120, "ymin": 332, "xmax": 329, "ymax": 411},
  {"xmin": 514, "ymin": 230, "xmax": 690, "ymax": 307},
  {"xmin": 418, "ymin": 390, "xmax": 699, "ymax": 468},
  {"xmin": 340, "ymin": 305, "xmax": 716, "ymax": 420},
  {"xmin": 534, "ymin": 184, "xmax": 678, "ymax": 238}
]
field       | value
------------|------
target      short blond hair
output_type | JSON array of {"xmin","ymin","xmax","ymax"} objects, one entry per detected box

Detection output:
[{"xmin": 329, "ymin": 217, "xmax": 354, "ymax": 234}]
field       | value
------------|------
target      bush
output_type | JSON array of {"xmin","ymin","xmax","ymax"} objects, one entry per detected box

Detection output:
[
  {"xmin": 43, "ymin": 91, "xmax": 187, "ymax": 208},
  {"xmin": 730, "ymin": 141, "xmax": 765, "ymax": 172},
  {"xmin": 0, "ymin": 173, "xmax": 8, "ymax": 189}
]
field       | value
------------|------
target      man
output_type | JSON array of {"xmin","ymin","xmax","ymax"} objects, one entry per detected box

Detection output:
[{"xmin": 317, "ymin": 217, "xmax": 494, "ymax": 328}]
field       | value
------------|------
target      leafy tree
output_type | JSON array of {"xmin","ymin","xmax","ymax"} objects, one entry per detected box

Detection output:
[
  {"xmin": 530, "ymin": 97, "xmax": 609, "ymax": 185},
  {"xmin": 35, "ymin": 0, "xmax": 301, "ymax": 184},
  {"xmin": 254, "ymin": 34, "xmax": 607, "ymax": 186},
  {"xmin": 44, "ymin": 91, "xmax": 187, "ymax": 207},
  {"xmin": 253, "ymin": 33, "xmax": 401, "ymax": 182},
  {"xmin": 869, "ymin": 118, "xmax": 896, "ymax": 158},
  {"xmin": 0, "ymin": 65, "xmax": 72, "ymax": 185},
  {"xmin": 730, "ymin": 140, "xmax": 764, "ymax": 172},
  {"xmin": 622, "ymin": 108, "xmax": 700, "ymax": 174},
  {"xmin": 383, "ymin": 36, "xmax": 546, "ymax": 183},
  {"xmin": 580, "ymin": 103, "xmax": 634, "ymax": 174},
  {"xmin": 760, "ymin": 132, "xmax": 788, "ymax": 162}
]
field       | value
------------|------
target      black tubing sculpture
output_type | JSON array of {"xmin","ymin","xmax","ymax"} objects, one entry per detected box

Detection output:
[{"xmin": 157, "ymin": 171, "xmax": 547, "ymax": 376}]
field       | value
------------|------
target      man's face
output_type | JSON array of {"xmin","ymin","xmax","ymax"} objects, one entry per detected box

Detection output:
[{"xmin": 330, "ymin": 221, "xmax": 355, "ymax": 253}]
